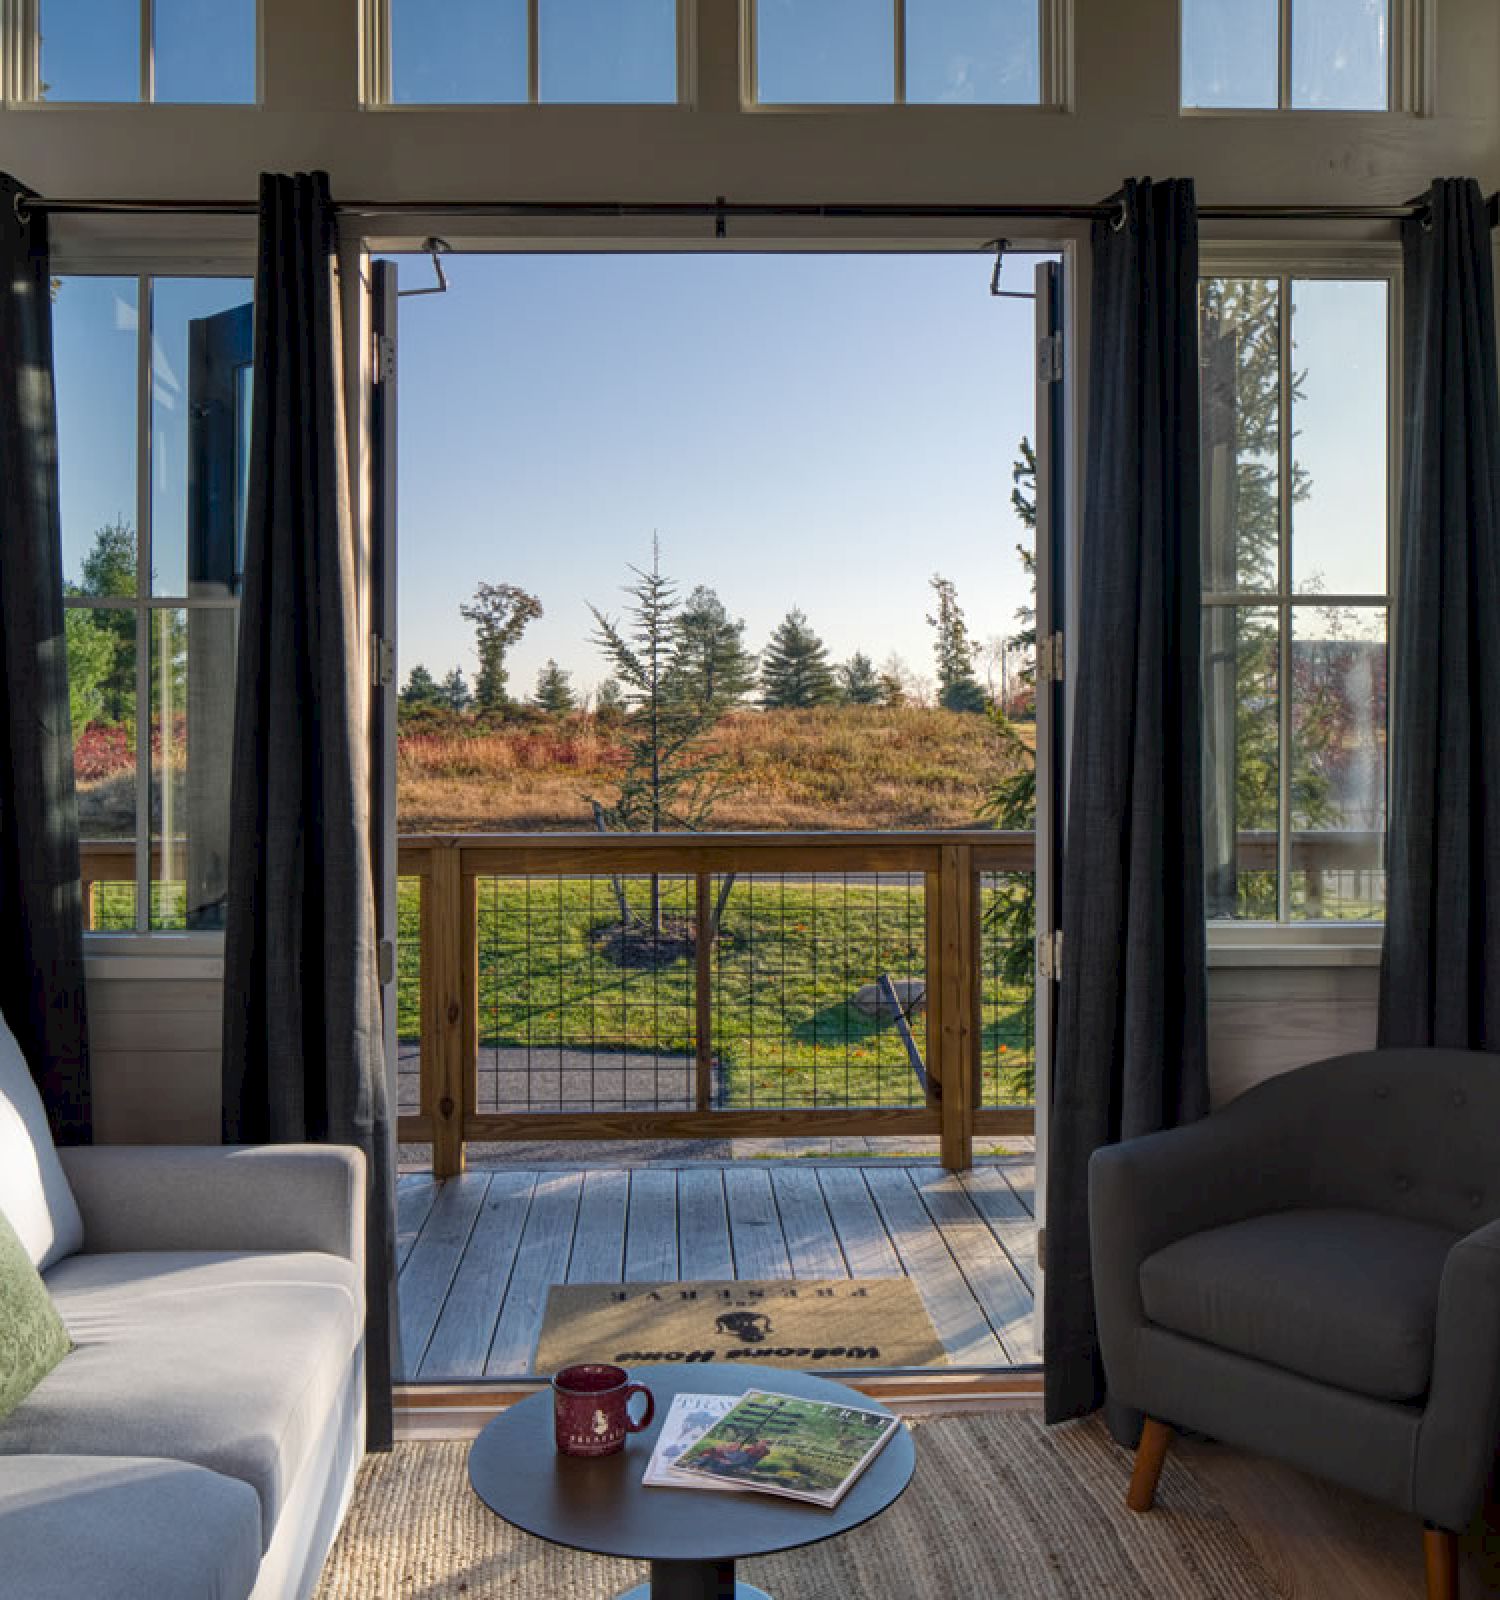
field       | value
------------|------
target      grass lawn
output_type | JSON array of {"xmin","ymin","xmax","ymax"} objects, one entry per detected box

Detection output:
[{"xmin": 399, "ymin": 873, "xmax": 1035, "ymax": 1109}]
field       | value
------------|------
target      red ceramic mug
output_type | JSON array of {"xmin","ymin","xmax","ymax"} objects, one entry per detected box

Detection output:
[{"xmin": 552, "ymin": 1363, "xmax": 656, "ymax": 1457}]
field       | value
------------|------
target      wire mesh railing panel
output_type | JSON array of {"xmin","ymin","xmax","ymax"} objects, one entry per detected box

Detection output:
[
  {"xmin": 473, "ymin": 873, "xmax": 698, "ymax": 1114},
  {"xmin": 712, "ymin": 871, "xmax": 928, "ymax": 1110},
  {"xmin": 396, "ymin": 875, "xmax": 422, "ymax": 1118},
  {"xmin": 979, "ymin": 870, "xmax": 1036, "ymax": 1108}
]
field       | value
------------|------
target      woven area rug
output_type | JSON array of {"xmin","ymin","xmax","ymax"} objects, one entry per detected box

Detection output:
[
  {"xmin": 314, "ymin": 1411, "xmax": 1285, "ymax": 1598},
  {"xmin": 534, "ymin": 1280, "xmax": 948, "ymax": 1374}
]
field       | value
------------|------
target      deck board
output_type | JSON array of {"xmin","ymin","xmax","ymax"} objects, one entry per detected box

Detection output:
[
  {"xmin": 396, "ymin": 1160, "xmax": 1036, "ymax": 1381},
  {"xmin": 677, "ymin": 1168, "xmax": 735, "ymax": 1279},
  {"xmin": 483, "ymin": 1171, "xmax": 584, "ymax": 1376},
  {"xmin": 420, "ymin": 1171, "xmax": 538, "ymax": 1379},
  {"xmin": 724, "ymin": 1167, "xmax": 794, "ymax": 1279}
]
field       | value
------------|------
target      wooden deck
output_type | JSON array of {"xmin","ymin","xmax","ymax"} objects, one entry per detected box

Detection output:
[{"xmin": 396, "ymin": 1160, "xmax": 1039, "ymax": 1382}]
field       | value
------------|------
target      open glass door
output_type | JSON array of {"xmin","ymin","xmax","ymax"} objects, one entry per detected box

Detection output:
[{"xmin": 1031, "ymin": 257, "xmax": 1066, "ymax": 1344}]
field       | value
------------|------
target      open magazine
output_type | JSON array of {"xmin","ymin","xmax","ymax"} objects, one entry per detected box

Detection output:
[{"xmin": 646, "ymin": 1389, "xmax": 900, "ymax": 1508}]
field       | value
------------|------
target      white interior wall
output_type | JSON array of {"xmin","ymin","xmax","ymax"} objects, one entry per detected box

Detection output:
[{"xmin": 12, "ymin": 0, "xmax": 1496, "ymax": 1138}]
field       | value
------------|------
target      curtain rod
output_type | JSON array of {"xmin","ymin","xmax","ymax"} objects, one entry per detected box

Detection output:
[{"xmin": 18, "ymin": 193, "xmax": 1498, "ymax": 226}]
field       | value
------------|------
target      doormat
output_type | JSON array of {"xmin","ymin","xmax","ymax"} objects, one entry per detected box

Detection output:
[{"xmin": 534, "ymin": 1280, "xmax": 948, "ymax": 1374}]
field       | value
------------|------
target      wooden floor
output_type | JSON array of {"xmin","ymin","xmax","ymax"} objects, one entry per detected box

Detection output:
[{"xmin": 396, "ymin": 1160, "xmax": 1038, "ymax": 1382}]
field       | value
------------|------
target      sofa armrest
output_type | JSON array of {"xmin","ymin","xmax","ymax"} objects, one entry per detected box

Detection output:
[
  {"xmin": 1415, "ymin": 1215, "xmax": 1500, "ymax": 1531},
  {"xmin": 57, "ymin": 1145, "xmax": 365, "ymax": 1264},
  {"xmin": 1089, "ymin": 1107, "xmax": 1310, "ymax": 1407}
]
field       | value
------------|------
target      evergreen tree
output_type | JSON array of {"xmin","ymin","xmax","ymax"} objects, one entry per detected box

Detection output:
[
  {"xmin": 399, "ymin": 663, "xmax": 443, "ymax": 710},
  {"xmin": 533, "ymin": 658, "xmax": 577, "ymax": 714},
  {"xmin": 460, "ymin": 581, "xmax": 543, "ymax": 714},
  {"xmin": 927, "ymin": 574, "xmax": 987, "ymax": 713},
  {"xmin": 70, "ymin": 519, "xmax": 136, "ymax": 721},
  {"xmin": 587, "ymin": 540, "xmax": 722, "ymax": 834},
  {"xmin": 876, "ymin": 653, "xmax": 910, "ymax": 708},
  {"xmin": 669, "ymin": 585, "xmax": 757, "ymax": 715},
  {"xmin": 837, "ymin": 652, "xmax": 882, "ymax": 705},
  {"xmin": 64, "ymin": 610, "xmax": 117, "ymax": 735},
  {"xmin": 440, "ymin": 668, "xmax": 472, "ymax": 712},
  {"xmin": 593, "ymin": 678, "xmax": 626, "ymax": 719},
  {"xmin": 760, "ymin": 610, "xmax": 838, "ymax": 709}
]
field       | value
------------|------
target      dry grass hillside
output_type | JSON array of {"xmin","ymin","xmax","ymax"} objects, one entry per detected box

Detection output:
[{"xmin": 397, "ymin": 705, "xmax": 1031, "ymax": 833}]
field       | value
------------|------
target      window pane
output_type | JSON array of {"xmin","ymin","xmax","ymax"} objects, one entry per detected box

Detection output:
[
  {"xmin": 1290, "ymin": 278, "xmax": 1387, "ymax": 595},
  {"xmin": 54, "ymin": 278, "xmax": 139, "ymax": 595},
  {"xmin": 151, "ymin": 607, "xmax": 235, "ymax": 931},
  {"xmin": 1292, "ymin": 0, "xmax": 1388, "ymax": 109},
  {"xmin": 391, "ymin": 0, "xmax": 527, "ymax": 102},
  {"xmin": 1290, "ymin": 606, "xmax": 1386, "ymax": 920},
  {"xmin": 1200, "ymin": 278, "xmax": 1281, "ymax": 594},
  {"xmin": 541, "ymin": 0, "xmax": 676, "ymax": 102},
  {"xmin": 40, "ymin": 0, "xmax": 138, "ymax": 100},
  {"xmin": 1203, "ymin": 606, "xmax": 1280, "ymax": 920},
  {"xmin": 1182, "ymin": 0, "xmax": 1278, "ymax": 108},
  {"xmin": 154, "ymin": 0, "xmax": 255, "ymax": 103},
  {"xmin": 757, "ymin": 0, "xmax": 894, "ymax": 104},
  {"xmin": 150, "ymin": 279, "xmax": 255, "ymax": 598},
  {"xmin": 71, "ymin": 610, "xmax": 138, "ymax": 930},
  {"xmin": 906, "ymin": 0, "xmax": 1040, "ymax": 104}
]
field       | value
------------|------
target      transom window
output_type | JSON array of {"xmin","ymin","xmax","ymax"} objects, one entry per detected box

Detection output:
[
  {"xmin": 378, "ymin": 0, "xmax": 682, "ymax": 105},
  {"xmin": 1199, "ymin": 271, "xmax": 1392, "ymax": 924},
  {"xmin": 55, "ymin": 274, "xmax": 254, "ymax": 933},
  {"xmin": 1182, "ymin": 0, "xmax": 1393, "ymax": 111},
  {"xmin": 18, "ymin": 0, "xmax": 258, "ymax": 103},
  {"xmin": 751, "ymin": 0, "xmax": 1046, "ymax": 105}
]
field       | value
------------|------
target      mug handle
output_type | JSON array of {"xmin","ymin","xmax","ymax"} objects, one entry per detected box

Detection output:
[{"xmin": 623, "ymin": 1384, "xmax": 656, "ymax": 1433}]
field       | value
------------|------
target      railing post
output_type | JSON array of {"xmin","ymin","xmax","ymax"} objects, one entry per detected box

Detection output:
[
  {"xmin": 937, "ymin": 843, "xmax": 977, "ymax": 1172},
  {"xmin": 695, "ymin": 870, "xmax": 713, "ymax": 1112},
  {"xmin": 428, "ymin": 840, "xmax": 468, "ymax": 1179}
]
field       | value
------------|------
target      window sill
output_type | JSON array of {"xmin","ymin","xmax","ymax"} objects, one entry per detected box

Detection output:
[
  {"xmin": 84, "ymin": 931, "xmax": 225, "ymax": 982},
  {"xmin": 1207, "ymin": 935, "xmax": 1382, "ymax": 969}
]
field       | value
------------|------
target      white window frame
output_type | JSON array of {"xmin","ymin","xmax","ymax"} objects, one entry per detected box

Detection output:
[
  {"xmin": 1179, "ymin": 0, "xmax": 1433, "ymax": 116},
  {"xmin": 53, "ymin": 250, "xmax": 256, "ymax": 949},
  {"xmin": 362, "ymin": 0, "xmax": 695, "ymax": 108},
  {"xmin": 1, "ymin": 0, "xmax": 261, "ymax": 105},
  {"xmin": 742, "ymin": 0, "xmax": 1071, "ymax": 110},
  {"xmin": 1199, "ymin": 240, "xmax": 1401, "ymax": 962}
]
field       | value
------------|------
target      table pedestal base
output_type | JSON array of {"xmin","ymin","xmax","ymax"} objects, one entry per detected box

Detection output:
[{"xmin": 616, "ymin": 1560, "xmax": 772, "ymax": 1600}]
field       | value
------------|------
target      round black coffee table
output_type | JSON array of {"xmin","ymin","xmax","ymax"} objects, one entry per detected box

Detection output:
[{"xmin": 469, "ymin": 1363, "xmax": 915, "ymax": 1600}]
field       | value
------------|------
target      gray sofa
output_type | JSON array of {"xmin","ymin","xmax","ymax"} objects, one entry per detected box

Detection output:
[
  {"xmin": 1091, "ymin": 1047, "xmax": 1500, "ymax": 1598},
  {"xmin": 0, "ymin": 1144, "xmax": 367, "ymax": 1600}
]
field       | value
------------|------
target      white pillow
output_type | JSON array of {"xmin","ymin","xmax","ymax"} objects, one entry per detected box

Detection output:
[{"xmin": 0, "ymin": 1009, "xmax": 84, "ymax": 1271}]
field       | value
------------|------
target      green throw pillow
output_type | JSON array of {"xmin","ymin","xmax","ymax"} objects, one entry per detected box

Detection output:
[{"xmin": 0, "ymin": 1205, "xmax": 71, "ymax": 1421}]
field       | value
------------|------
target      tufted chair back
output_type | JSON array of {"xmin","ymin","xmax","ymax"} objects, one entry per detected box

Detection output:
[{"xmin": 1227, "ymin": 1047, "xmax": 1500, "ymax": 1235}]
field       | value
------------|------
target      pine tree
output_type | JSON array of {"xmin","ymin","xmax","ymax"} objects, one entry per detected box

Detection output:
[
  {"xmin": 440, "ymin": 668, "xmax": 472, "ymax": 713},
  {"xmin": 71, "ymin": 520, "xmax": 137, "ymax": 722},
  {"xmin": 399, "ymin": 663, "xmax": 443, "ymax": 710},
  {"xmin": 760, "ymin": 610, "xmax": 838, "ymax": 709},
  {"xmin": 837, "ymin": 652, "xmax": 882, "ymax": 705},
  {"xmin": 927, "ymin": 574, "xmax": 987, "ymax": 713},
  {"xmin": 460, "ymin": 582, "xmax": 543, "ymax": 714},
  {"xmin": 669, "ymin": 586, "xmax": 757, "ymax": 715},
  {"xmin": 593, "ymin": 678, "xmax": 626, "ymax": 719},
  {"xmin": 533, "ymin": 658, "xmax": 577, "ymax": 714}
]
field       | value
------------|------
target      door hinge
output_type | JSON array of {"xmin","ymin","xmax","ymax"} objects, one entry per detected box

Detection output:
[
  {"xmin": 371, "ymin": 634, "xmax": 395, "ymax": 689},
  {"xmin": 1038, "ymin": 331, "xmax": 1063, "ymax": 384},
  {"xmin": 1036, "ymin": 630, "xmax": 1064, "ymax": 685},
  {"xmin": 1037, "ymin": 1226, "xmax": 1046, "ymax": 1272},
  {"xmin": 373, "ymin": 332, "xmax": 396, "ymax": 384},
  {"xmin": 377, "ymin": 939, "xmax": 396, "ymax": 987},
  {"xmin": 1037, "ymin": 928, "xmax": 1063, "ymax": 983}
]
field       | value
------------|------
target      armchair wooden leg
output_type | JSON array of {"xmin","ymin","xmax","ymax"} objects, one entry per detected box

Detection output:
[
  {"xmin": 1126, "ymin": 1417, "xmax": 1173, "ymax": 1513},
  {"xmin": 1423, "ymin": 1524, "xmax": 1458, "ymax": 1600}
]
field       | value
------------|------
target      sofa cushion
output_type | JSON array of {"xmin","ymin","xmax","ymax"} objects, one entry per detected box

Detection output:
[
  {"xmin": 0, "ymin": 1010, "xmax": 83, "ymax": 1271},
  {"xmin": 0, "ymin": 1250, "xmax": 360, "ymax": 1551},
  {"xmin": 0, "ymin": 1453, "xmax": 261, "ymax": 1600},
  {"xmin": 0, "ymin": 1208, "xmax": 70, "ymax": 1422},
  {"xmin": 1140, "ymin": 1207, "xmax": 1457, "ymax": 1402}
]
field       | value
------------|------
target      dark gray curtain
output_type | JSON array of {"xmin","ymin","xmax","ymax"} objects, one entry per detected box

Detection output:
[
  {"xmin": 0, "ymin": 174, "xmax": 91, "ymax": 1144},
  {"xmin": 223, "ymin": 171, "xmax": 399, "ymax": 1448},
  {"xmin": 1379, "ymin": 178, "xmax": 1500, "ymax": 1050},
  {"xmin": 1045, "ymin": 178, "xmax": 1209, "ymax": 1426}
]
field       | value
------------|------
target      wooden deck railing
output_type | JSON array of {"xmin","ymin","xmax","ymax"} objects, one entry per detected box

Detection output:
[{"xmin": 395, "ymin": 831, "xmax": 1036, "ymax": 1176}]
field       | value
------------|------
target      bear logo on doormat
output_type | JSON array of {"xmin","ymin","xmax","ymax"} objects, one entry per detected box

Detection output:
[{"xmin": 715, "ymin": 1310, "xmax": 774, "ymax": 1344}]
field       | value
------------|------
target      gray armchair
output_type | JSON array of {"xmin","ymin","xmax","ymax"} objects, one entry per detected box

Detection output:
[{"xmin": 1091, "ymin": 1047, "xmax": 1500, "ymax": 1600}]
